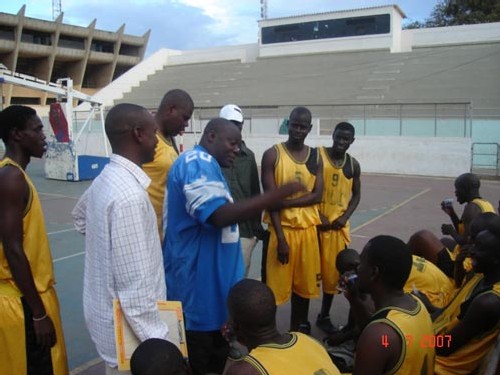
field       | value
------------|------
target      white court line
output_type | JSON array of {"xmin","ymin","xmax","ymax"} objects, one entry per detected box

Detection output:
[
  {"xmin": 39, "ymin": 191, "xmax": 80, "ymax": 199},
  {"xmin": 48, "ymin": 228, "xmax": 76, "ymax": 235},
  {"xmin": 53, "ymin": 251, "xmax": 85, "ymax": 263},
  {"xmin": 352, "ymin": 234, "xmax": 369, "ymax": 238},
  {"xmin": 351, "ymin": 188, "xmax": 431, "ymax": 234}
]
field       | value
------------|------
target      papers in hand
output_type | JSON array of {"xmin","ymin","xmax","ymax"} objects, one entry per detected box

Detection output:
[{"xmin": 113, "ymin": 299, "xmax": 188, "ymax": 371}]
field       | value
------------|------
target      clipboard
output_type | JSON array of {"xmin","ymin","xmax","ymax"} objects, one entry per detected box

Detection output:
[{"xmin": 113, "ymin": 299, "xmax": 188, "ymax": 371}]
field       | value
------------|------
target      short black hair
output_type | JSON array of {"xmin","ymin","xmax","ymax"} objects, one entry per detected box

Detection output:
[
  {"xmin": 158, "ymin": 89, "xmax": 193, "ymax": 112},
  {"xmin": 227, "ymin": 279, "xmax": 276, "ymax": 331},
  {"xmin": 455, "ymin": 173, "xmax": 480, "ymax": 190},
  {"xmin": 336, "ymin": 248, "xmax": 360, "ymax": 274},
  {"xmin": 289, "ymin": 106, "xmax": 312, "ymax": 123},
  {"xmin": 0, "ymin": 105, "xmax": 37, "ymax": 144},
  {"xmin": 105, "ymin": 103, "xmax": 150, "ymax": 146},
  {"xmin": 334, "ymin": 122, "xmax": 355, "ymax": 137},
  {"xmin": 130, "ymin": 338, "xmax": 186, "ymax": 375},
  {"xmin": 363, "ymin": 235, "xmax": 412, "ymax": 290}
]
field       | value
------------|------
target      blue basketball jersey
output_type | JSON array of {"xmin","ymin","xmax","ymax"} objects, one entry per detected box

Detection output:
[{"xmin": 163, "ymin": 145, "xmax": 244, "ymax": 331}]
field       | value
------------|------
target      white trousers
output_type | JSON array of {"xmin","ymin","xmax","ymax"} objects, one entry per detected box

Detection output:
[{"xmin": 240, "ymin": 237, "xmax": 258, "ymax": 277}]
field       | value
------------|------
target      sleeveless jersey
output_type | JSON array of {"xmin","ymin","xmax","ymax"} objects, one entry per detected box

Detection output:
[
  {"xmin": 404, "ymin": 255, "xmax": 455, "ymax": 308},
  {"xmin": 143, "ymin": 133, "xmax": 178, "ymax": 240},
  {"xmin": 319, "ymin": 147, "xmax": 354, "ymax": 222},
  {"xmin": 0, "ymin": 158, "xmax": 54, "ymax": 292},
  {"xmin": 434, "ymin": 276, "xmax": 500, "ymax": 375},
  {"xmin": 242, "ymin": 332, "xmax": 341, "ymax": 375},
  {"xmin": 263, "ymin": 143, "xmax": 320, "ymax": 228},
  {"xmin": 450, "ymin": 198, "xmax": 495, "ymax": 271},
  {"xmin": 367, "ymin": 296, "xmax": 435, "ymax": 375},
  {"xmin": 0, "ymin": 157, "xmax": 68, "ymax": 375}
]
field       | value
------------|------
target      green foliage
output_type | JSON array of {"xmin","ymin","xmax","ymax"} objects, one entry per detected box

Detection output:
[{"xmin": 404, "ymin": 0, "xmax": 500, "ymax": 29}]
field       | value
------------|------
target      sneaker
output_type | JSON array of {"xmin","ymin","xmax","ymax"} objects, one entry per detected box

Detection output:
[
  {"xmin": 297, "ymin": 321, "xmax": 311, "ymax": 335},
  {"xmin": 316, "ymin": 314, "xmax": 339, "ymax": 334}
]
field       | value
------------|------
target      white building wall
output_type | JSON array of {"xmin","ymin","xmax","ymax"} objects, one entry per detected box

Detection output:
[{"xmin": 177, "ymin": 133, "xmax": 471, "ymax": 178}]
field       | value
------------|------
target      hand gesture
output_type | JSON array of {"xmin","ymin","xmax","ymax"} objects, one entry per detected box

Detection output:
[
  {"xmin": 317, "ymin": 212, "xmax": 330, "ymax": 231},
  {"xmin": 33, "ymin": 315, "xmax": 56, "ymax": 351},
  {"xmin": 331, "ymin": 215, "xmax": 347, "ymax": 230},
  {"xmin": 440, "ymin": 200, "xmax": 455, "ymax": 216},
  {"xmin": 277, "ymin": 237, "xmax": 290, "ymax": 265},
  {"xmin": 441, "ymin": 223, "xmax": 455, "ymax": 236}
]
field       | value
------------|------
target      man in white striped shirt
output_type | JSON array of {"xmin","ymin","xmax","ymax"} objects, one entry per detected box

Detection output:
[{"xmin": 73, "ymin": 103, "xmax": 168, "ymax": 374}]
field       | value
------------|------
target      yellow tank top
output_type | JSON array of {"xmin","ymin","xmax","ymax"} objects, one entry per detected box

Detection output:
[
  {"xmin": 368, "ymin": 297, "xmax": 435, "ymax": 375},
  {"xmin": 434, "ymin": 276, "xmax": 500, "ymax": 375},
  {"xmin": 263, "ymin": 143, "xmax": 320, "ymax": 228},
  {"xmin": 0, "ymin": 158, "xmax": 55, "ymax": 294},
  {"xmin": 318, "ymin": 146, "xmax": 353, "ymax": 243},
  {"xmin": 404, "ymin": 255, "xmax": 455, "ymax": 308},
  {"xmin": 142, "ymin": 133, "xmax": 178, "ymax": 239},
  {"xmin": 242, "ymin": 332, "xmax": 341, "ymax": 375},
  {"xmin": 451, "ymin": 198, "xmax": 495, "ymax": 269}
]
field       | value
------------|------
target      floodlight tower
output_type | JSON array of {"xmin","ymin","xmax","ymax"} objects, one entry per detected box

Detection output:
[
  {"xmin": 260, "ymin": 0, "xmax": 268, "ymax": 19},
  {"xmin": 52, "ymin": 0, "xmax": 62, "ymax": 20}
]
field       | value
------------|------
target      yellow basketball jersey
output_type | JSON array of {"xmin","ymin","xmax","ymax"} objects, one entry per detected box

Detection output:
[
  {"xmin": 451, "ymin": 198, "xmax": 495, "ymax": 269},
  {"xmin": 318, "ymin": 147, "xmax": 354, "ymax": 222},
  {"xmin": 434, "ymin": 277, "xmax": 500, "ymax": 375},
  {"xmin": 263, "ymin": 143, "xmax": 320, "ymax": 228},
  {"xmin": 404, "ymin": 255, "xmax": 455, "ymax": 308},
  {"xmin": 143, "ymin": 133, "xmax": 178, "ymax": 239},
  {"xmin": 471, "ymin": 198, "xmax": 495, "ymax": 214},
  {"xmin": 0, "ymin": 158, "xmax": 54, "ymax": 293},
  {"xmin": 368, "ymin": 297, "xmax": 435, "ymax": 375},
  {"xmin": 242, "ymin": 332, "xmax": 341, "ymax": 375}
]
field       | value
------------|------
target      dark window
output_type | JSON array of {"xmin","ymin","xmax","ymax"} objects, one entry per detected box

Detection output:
[
  {"xmin": 58, "ymin": 35, "xmax": 85, "ymax": 49},
  {"xmin": 119, "ymin": 44, "xmax": 140, "ymax": 57},
  {"xmin": 11, "ymin": 96, "xmax": 41, "ymax": 105},
  {"xmin": 91, "ymin": 40, "xmax": 114, "ymax": 53},
  {"xmin": 261, "ymin": 14, "xmax": 390, "ymax": 44},
  {"xmin": 21, "ymin": 29, "xmax": 52, "ymax": 45},
  {"xmin": 0, "ymin": 26, "xmax": 15, "ymax": 41}
]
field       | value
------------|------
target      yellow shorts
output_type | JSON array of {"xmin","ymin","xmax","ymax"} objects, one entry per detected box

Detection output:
[
  {"xmin": 318, "ymin": 229, "xmax": 349, "ymax": 294},
  {"xmin": 0, "ymin": 284, "xmax": 68, "ymax": 375},
  {"xmin": 266, "ymin": 226, "xmax": 321, "ymax": 305}
]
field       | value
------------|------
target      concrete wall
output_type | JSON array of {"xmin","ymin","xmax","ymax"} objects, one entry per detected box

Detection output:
[{"xmin": 177, "ymin": 134, "xmax": 471, "ymax": 178}]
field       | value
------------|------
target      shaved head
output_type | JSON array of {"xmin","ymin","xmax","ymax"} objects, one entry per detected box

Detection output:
[
  {"xmin": 228, "ymin": 279, "xmax": 276, "ymax": 331},
  {"xmin": 105, "ymin": 103, "xmax": 150, "ymax": 145},
  {"xmin": 158, "ymin": 89, "xmax": 193, "ymax": 112}
]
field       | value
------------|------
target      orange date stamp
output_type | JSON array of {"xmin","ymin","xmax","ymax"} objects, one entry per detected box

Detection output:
[{"xmin": 381, "ymin": 334, "xmax": 452, "ymax": 348}]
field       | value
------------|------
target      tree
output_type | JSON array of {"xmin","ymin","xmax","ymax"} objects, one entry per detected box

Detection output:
[
  {"xmin": 403, "ymin": 0, "xmax": 500, "ymax": 29},
  {"xmin": 426, "ymin": 0, "xmax": 500, "ymax": 27}
]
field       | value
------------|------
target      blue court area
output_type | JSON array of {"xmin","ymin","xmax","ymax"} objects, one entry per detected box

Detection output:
[{"xmin": 25, "ymin": 158, "xmax": 500, "ymax": 373}]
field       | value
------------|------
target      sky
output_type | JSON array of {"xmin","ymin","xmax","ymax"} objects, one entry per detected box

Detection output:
[{"xmin": 3, "ymin": 1, "xmax": 440, "ymax": 56}]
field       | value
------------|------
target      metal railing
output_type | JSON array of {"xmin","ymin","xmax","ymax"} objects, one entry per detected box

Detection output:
[{"xmin": 471, "ymin": 142, "xmax": 500, "ymax": 176}]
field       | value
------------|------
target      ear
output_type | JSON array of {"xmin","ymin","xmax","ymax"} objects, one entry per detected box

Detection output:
[
  {"xmin": 370, "ymin": 265, "xmax": 380, "ymax": 283},
  {"xmin": 207, "ymin": 129, "xmax": 217, "ymax": 143},
  {"xmin": 10, "ymin": 127, "xmax": 24, "ymax": 142},
  {"xmin": 132, "ymin": 126, "xmax": 143, "ymax": 144}
]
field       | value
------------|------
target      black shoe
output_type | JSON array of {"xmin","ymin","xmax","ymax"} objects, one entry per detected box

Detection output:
[
  {"xmin": 297, "ymin": 321, "xmax": 311, "ymax": 335},
  {"xmin": 316, "ymin": 314, "xmax": 339, "ymax": 334}
]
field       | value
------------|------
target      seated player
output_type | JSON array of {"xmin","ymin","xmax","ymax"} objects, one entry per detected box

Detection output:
[
  {"xmin": 130, "ymin": 338, "xmax": 190, "ymax": 375},
  {"xmin": 348, "ymin": 235, "xmax": 435, "ymax": 375},
  {"xmin": 405, "ymin": 255, "xmax": 455, "ymax": 308},
  {"xmin": 225, "ymin": 279, "xmax": 341, "ymax": 375},
  {"xmin": 423, "ymin": 213, "xmax": 500, "ymax": 375},
  {"xmin": 408, "ymin": 173, "xmax": 494, "ymax": 284}
]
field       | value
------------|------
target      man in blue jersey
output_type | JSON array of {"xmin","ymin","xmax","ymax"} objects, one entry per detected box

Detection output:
[{"xmin": 163, "ymin": 118, "xmax": 303, "ymax": 375}]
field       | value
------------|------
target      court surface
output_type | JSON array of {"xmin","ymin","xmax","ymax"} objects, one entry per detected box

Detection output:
[{"xmin": 25, "ymin": 158, "xmax": 499, "ymax": 374}]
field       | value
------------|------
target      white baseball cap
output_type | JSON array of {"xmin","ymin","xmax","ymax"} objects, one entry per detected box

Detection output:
[{"xmin": 220, "ymin": 104, "xmax": 244, "ymax": 124}]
